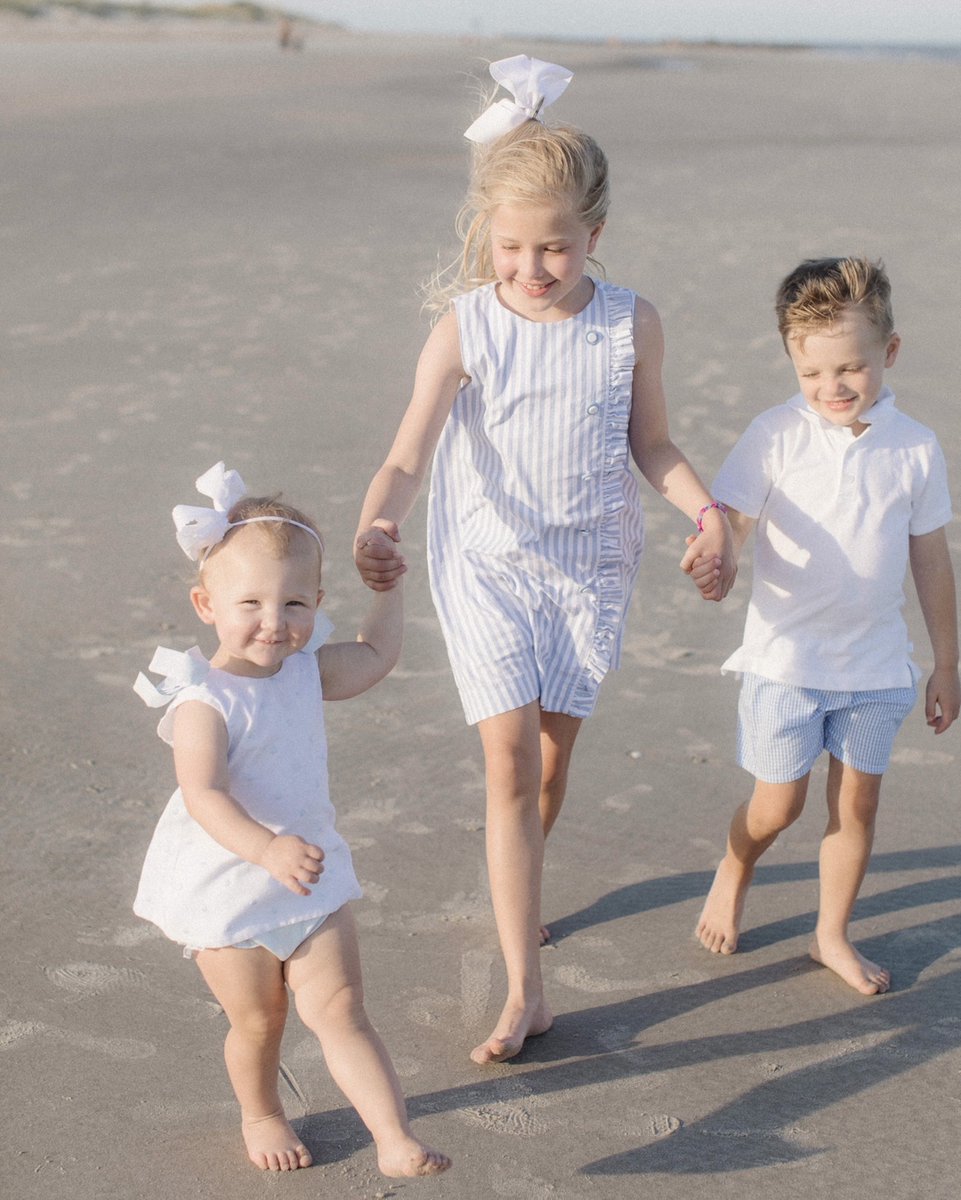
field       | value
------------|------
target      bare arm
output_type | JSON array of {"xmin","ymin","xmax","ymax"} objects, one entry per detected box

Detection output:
[
  {"xmin": 909, "ymin": 526, "xmax": 960, "ymax": 734},
  {"xmin": 173, "ymin": 701, "xmax": 324, "ymax": 894},
  {"xmin": 354, "ymin": 312, "xmax": 466, "ymax": 590},
  {"xmin": 627, "ymin": 299, "xmax": 735, "ymax": 598},
  {"xmin": 318, "ymin": 581, "xmax": 404, "ymax": 701}
]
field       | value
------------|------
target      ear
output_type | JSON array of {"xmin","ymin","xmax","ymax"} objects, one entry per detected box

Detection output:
[
  {"xmin": 884, "ymin": 332, "xmax": 901, "ymax": 368},
  {"xmin": 587, "ymin": 221, "xmax": 605, "ymax": 254},
  {"xmin": 190, "ymin": 585, "xmax": 217, "ymax": 626},
  {"xmin": 316, "ymin": 588, "xmax": 325, "ymax": 608}
]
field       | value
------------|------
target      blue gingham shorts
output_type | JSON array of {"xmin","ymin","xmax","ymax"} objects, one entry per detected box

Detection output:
[{"xmin": 737, "ymin": 673, "xmax": 916, "ymax": 783}]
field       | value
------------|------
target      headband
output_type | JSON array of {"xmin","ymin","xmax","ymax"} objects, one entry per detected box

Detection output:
[
  {"xmin": 464, "ymin": 55, "xmax": 574, "ymax": 145},
  {"xmin": 172, "ymin": 461, "xmax": 323, "ymax": 564}
]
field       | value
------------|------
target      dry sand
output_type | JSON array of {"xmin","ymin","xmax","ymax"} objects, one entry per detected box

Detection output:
[{"xmin": 3, "ymin": 22, "xmax": 961, "ymax": 1200}]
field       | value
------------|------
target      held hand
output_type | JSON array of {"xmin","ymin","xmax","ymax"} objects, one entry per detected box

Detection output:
[
  {"xmin": 681, "ymin": 533, "xmax": 737, "ymax": 602},
  {"xmin": 354, "ymin": 523, "xmax": 406, "ymax": 592},
  {"xmin": 925, "ymin": 666, "xmax": 961, "ymax": 735},
  {"xmin": 258, "ymin": 835, "xmax": 325, "ymax": 895}
]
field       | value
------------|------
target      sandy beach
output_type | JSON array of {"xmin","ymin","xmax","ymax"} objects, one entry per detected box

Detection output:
[{"xmin": 3, "ymin": 21, "xmax": 961, "ymax": 1199}]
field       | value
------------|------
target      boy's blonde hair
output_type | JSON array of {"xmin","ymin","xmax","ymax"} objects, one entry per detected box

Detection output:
[
  {"xmin": 426, "ymin": 120, "xmax": 609, "ymax": 313},
  {"xmin": 776, "ymin": 256, "xmax": 895, "ymax": 342},
  {"xmin": 201, "ymin": 495, "xmax": 324, "ymax": 576}
]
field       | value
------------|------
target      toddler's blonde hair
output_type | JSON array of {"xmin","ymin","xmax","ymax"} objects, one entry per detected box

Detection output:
[
  {"xmin": 200, "ymin": 495, "xmax": 325, "ymax": 578},
  {"xmin": 425, "ymin": 120, "xmax": 609, "ymax": 314}
]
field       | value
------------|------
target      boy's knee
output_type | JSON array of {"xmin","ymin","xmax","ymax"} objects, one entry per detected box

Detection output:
[
  {"xmin": 844, "ymin": 792, "xmax": 881, "ymax": 827},
  {"xmin": 749, "ymin": 779, "xmax": 808, "ymax": 833}
]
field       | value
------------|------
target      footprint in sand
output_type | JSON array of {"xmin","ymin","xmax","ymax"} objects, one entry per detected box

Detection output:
[
  {"xmin": 459, "ymin": 1077, "xmax": 548, "ymax": 1138},
  {"xmin": 43, "ymin": 961, "xmax": 146, "ymax": 996},
  {"xmin": 1, "ymin": 1016, "xmax": 154, "ymax": 1061}
]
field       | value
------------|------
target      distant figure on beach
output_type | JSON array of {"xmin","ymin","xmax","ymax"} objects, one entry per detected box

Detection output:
[
  {"xmin": 277, "ymin": 16, "xmax": 302, "ymax": 51},
  {"xmin": 688, "ymin": 257, "xmax": 960, "ymax": 993},
  {"xmin": 133, "ymin": 463, "xmax": 450, "ymax": 1177},
  {"xmin": 354, "ymin": 55, "xmax": 735, "ymax": 1065}
]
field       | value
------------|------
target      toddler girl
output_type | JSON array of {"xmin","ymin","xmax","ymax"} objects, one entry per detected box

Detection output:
[
  {"xmin": 134, "ymin": 462, "xmax": 450, "ymax": 1177},
  {"xmin": 355, "ymin": 56, "xmax": 735, "ymax": 1064}
]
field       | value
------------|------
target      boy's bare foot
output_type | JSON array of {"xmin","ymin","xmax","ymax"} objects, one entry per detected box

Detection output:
[
  {"xmin": 242, "ymin": 1110, "xmax": 312, "ymax": 1171},
  {"xmin": 809, "ymin": 934, "xmax": 890, "ymax": 995},
  {"xmin": 539, "ymin": 924, "xmax": 551, "ymax": 945},
  {"xmin": 470, "ymin": 997, "xmax": 554, "ymax": 1065},
  {"xmin": 696, "ymin": 857, "xmax": 753, "ymax": 954},
  {"xmin": 377, "ymin": 1134, "xmax": 451, "ymax": 1177}
]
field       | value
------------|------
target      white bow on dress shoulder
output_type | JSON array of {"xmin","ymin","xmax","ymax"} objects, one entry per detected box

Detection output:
[{"xmin": 133, "ymin": 645, "xmax": 211, "ymax": 708}]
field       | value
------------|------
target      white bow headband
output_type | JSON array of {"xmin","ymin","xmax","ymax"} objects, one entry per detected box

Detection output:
[
  {"xmin": 464, "ymin": 55, "xmax": 574, "ymax": 145},
  {"xmin": 172, "ymin": 461, "xmax": 323, "ymax": 564}
]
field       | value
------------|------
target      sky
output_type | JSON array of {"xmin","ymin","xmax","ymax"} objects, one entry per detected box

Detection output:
[{"xmin": 281, "ymin": 0, "xmax": 961, "ymax": 46}]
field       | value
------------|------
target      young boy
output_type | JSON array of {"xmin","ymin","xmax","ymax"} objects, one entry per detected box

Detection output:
[{"xmin": 687, "ymin": 256, "xmax": 959, "ymax": 994}]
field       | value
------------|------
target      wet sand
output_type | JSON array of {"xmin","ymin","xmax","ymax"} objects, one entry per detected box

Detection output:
[{"xmin": 2, "ymin": 24, "xmax": 961, "ymax": 1200}]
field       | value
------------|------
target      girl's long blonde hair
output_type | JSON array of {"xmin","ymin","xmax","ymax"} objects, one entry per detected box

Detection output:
[{"xmin": 425, "ymin": 120, "xmax": 610, "ymax": 315}]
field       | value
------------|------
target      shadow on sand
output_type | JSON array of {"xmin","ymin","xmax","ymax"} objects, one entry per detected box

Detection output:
[{"xmin": 299, "ymin": 845, "xmax": 961, "ymax": 1175}]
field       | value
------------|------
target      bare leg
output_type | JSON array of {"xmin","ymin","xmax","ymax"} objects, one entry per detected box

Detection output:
[
  {"xmin": 195, "ymin": 946, "xmax": 311, "ymax": 1172},
  {"xmin": 809, "ymin": 756, "xmax": 889, "ymax": 994},
  {"xmin": 471, "ymin": 702, "xmax": 555, "ymax": 1064},
  {"xmin": 696, "ymin": 775, "xmax": 809, "ymax": 953},
  {"xmin": 286, "ymin": 906, "xmax": 450, "ymax": 1177},
  {"xmin": 536, "ymin": 710, "xmax": 583, "ymax": 943}
]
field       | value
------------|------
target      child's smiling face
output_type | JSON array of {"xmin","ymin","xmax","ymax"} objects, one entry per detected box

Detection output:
[
  {"xmin": 786, "ymin": 306, "xmax": 900, "ymax": 437},
  {"xmin": 489, "ymin": 201, "xmax": 603, "ymax": 322},
  {"xmin": 190, "ymin": 527, "xmax": 323, "ymax": 677}
]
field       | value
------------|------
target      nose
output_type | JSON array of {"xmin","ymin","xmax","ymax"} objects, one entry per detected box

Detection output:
[
  {"xmin": 260, "ymin": 606, "xmax": 285, "ymax": 634},
  {"xmin": 520, "ymin": 248, "xmax": 546, "ymax": 280},
  {"xmin": 821, "ymin": 375, "xmax": 854, "ymax": 399}
]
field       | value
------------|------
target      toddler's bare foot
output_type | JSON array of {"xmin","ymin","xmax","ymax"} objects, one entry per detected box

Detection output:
[
  {"xmin": 809, "ymin": 934, "xmax": 890, "ymax": 995},
  {"xmin": 242, "ymin": 1109, "xmax": 312, "ymax": 1171},
  {"xmin": 377, "ymin": 1134, "xmax": 451, "ymax": 1177},
  {"xmin": 539, "ymin": 924, "xmax": 551, "ymax": 945},
  {"xmin": 696, "ymin": 856, "xmax": 753, "ymax": 954},
  {"xmin": 470, "ymin": 997, "xmax": 553, "ymax": 1065}
]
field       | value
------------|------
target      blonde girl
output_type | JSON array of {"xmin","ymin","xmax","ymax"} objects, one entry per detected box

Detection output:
[
  {"xmin": 355, "ymin": 57, "xmax": 735, "ymax": 1065},
  {"xmin": 134, "ymin": 463, "xmax": 449, "ymax": 1177}
]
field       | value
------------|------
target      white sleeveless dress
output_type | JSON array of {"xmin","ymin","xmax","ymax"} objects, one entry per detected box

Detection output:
[
  {"xmin": 427, "ymin": 279, "xmax": 646, "ymax": 725},
  {"xmin": 134, "ymin": 628, "xmax": 362, "ymax": 952}
]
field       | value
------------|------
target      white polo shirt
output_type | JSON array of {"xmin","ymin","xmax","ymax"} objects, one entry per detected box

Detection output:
[{"xmin": 713, "ymin": 388, "xmax": 952, "ymax": 690}]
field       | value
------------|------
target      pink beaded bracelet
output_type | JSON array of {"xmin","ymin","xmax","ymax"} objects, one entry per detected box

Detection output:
[{"xmin": 696, "ymin": 500, "xmax": 728, "ymax": 532}]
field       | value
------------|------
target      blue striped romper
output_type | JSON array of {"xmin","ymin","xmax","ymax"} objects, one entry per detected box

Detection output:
[{"xmin": 426, "ymin": 279, "xmax": 646, "ymax": 725}]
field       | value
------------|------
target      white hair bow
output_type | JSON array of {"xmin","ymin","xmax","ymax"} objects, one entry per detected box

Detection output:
[
  {"xmin": 133, "ymin": 645, "xmax": 210, "ymax": 708},
  {"xmin": 172, "ymin": 462, "xmax": 247, "ymax": 561},
  {"xmin": 464, "ymin": 55, "xmax": 573, "ymax": 145}
]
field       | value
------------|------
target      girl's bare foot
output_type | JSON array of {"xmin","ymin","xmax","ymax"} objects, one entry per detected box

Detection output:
[
  {"xmin": 809, "ymin": 933, "xmax": 890, "ymax": 995},
  {"xmin": 377, "ymin": 1134, "xmax": 451, "ymax": 1177},
  {"xmin": 241, "ymin": 1110, "xmax": 312, "ymax": 1171},
  {"xmin": 470, "ymin": 997, "xmax": 554, "ymax": 1065},
  {"xmin": 695, "ymin": 857, "xmax": 753, "ymax": 954}
]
